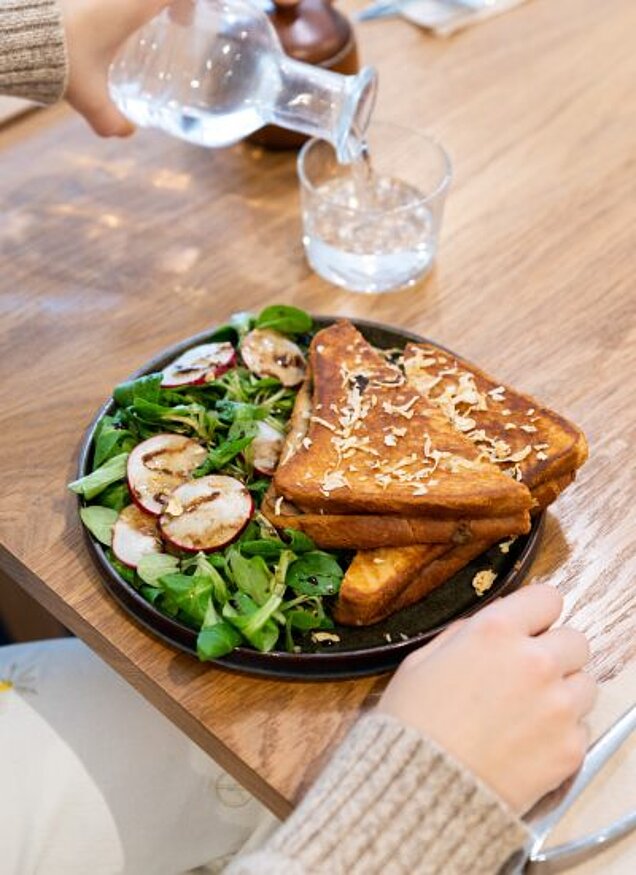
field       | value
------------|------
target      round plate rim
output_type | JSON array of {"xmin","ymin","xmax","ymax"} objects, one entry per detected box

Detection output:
[{"xmin": 77, "ymin": 315, "xmax": 544, "ymax": 680}]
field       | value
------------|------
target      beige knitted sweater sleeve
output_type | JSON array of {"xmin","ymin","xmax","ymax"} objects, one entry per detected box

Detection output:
[
  {"xmin": 0, "ymin": 0, "xmax": 67, "ymax": 103},
  {"xmin": 227, "ymin": 712, "xmax": 528, "ymax": 875}
]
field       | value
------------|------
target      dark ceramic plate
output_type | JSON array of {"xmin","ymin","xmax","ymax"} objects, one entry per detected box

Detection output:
[{"xmin": 77, "ymin": 317, "xmax": 544, "ymax": 680}]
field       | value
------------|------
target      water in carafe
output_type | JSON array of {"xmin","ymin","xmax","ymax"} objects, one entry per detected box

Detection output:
[{"xmin": 109, "ymin": 0, "xmax": 377, "ymax": 161}]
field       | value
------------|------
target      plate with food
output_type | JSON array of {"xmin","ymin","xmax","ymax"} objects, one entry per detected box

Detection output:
[{"xmin": 70, "ymin": 306, "xmax": 587, "ymax": 679}]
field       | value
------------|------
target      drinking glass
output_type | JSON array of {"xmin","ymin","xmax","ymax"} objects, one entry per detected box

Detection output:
[{"xmin": 297, "ymin": 122, "xmax": 452, "ymax": 293}]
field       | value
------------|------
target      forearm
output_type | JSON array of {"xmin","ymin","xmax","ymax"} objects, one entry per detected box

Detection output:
[
  {"xmin": 0, "ymin": 0, "xmax": 67, "ymax": 103},
  {"xmin": 226, "ymin": 712, "xmax": 528, "ymax": 875}
]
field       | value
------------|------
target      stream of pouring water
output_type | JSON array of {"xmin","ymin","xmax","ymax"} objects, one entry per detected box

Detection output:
[{"xmin": 303, "ymin": 132, "xmax": 436, "ymax": 292}]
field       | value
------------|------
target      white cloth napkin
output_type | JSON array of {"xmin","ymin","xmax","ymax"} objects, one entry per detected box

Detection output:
[
  {"xmin": 0, "ymin": 639, "xmax": 276, "ymax": 875},
  {"xmin": 401, "ymin": 0, "xmax": 530, "ymax": 37}
]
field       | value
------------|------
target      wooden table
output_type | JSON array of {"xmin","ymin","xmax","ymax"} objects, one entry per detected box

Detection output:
[{"xmin": 1, "ymin": 0, "xmax": 634, "ymax": 817}]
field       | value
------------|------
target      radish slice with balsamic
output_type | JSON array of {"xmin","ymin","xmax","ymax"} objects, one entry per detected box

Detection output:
[
  {"xmin": 246, "ymin": 421, "xmax": 284, "ymax": 476},
  {"xmin": 241, "ymin": 329, "xmax": 306, "ymax": 387},
  {"xmin": 161, "ymin": 342, "xmax": 236, "ymax": 388},
  {"xmin": 127, "ymin": 433, "xmax": 207, "ymax": 516},
  {"xmin": 159, "ymin": 475, "xmax": 253, "ymax": 553},
  {"xmin": 112, "ymin": 505, "xmax": 162, "ymax": 568}
]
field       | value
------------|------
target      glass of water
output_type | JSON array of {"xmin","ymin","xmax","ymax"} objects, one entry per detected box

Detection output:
[{"xmin": 297, "ymin": 122, "xmax": 452, "ymax": 293}]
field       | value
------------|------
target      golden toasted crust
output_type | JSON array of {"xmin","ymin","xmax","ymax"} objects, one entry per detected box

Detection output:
[
  {"xmin": 333, "ymin": 473, "xmax": 571, "ymax": 626},
  {"xmin": 262, "ymin": 484, "xmax": 530, "ymax": 549},
  {"xmin": 271, "ymin": 324, "xmax": 587, "ymax": 629},
  {"xmin": 335, "ymin": 538, "xmax": 500, "ymax": 626},
  {"xmin": 380, "ymin": 538, "xmax": 500, "ymax": 623},
  {"xmin": 531, "ymin": 472, "xmax": 576, "ymax": 512},
  {"xmin": 274, "ymin": 322, "xmax": 532, "ymax": 518},
  {"xmin": 333, "ymin": 544, "xmax": 451, "ymax": 626},
  {"xmin": 404, "ymin": 344, "xmax": 588, "ymax": 491}
]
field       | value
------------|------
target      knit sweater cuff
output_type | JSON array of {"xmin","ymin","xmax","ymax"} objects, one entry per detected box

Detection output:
[
  {"xmin": 268, "ymin": 712, "xmax": 528, "ymax": 874},
  {"xmin": 0, "ymin": 0, "xmax": 68, "ymax": 104}
]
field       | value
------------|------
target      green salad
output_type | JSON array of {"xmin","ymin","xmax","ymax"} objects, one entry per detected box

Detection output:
[{"xmin": 69, "ymin": 305, "xmax": 348, "ymax": 660}]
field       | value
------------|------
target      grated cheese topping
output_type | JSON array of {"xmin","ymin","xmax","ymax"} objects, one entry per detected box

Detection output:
[
  {"xmin": 404, "ymin": 345, "xmax": 551, "ymax": 481},
  {"xmin": 311, "ymin": 416, "xmax": 337, "ymax": 432},
  {"xmin": 320, "ymin": 470, "xmax": 349, "ymax": 495},
  {"xmin": 306, "ymin": 337, "xmax": 552, "ymax": 500},
  {"xmin": 312, "ymin": 631, "xmax": 341, "ymax": 644},
  {"xmin": 472, "ymin": 569, "xmax": 497, "ymax": 596},
  {"xmin": 499, "ymin": 537, "xmax": 517, "ymax": 554}
]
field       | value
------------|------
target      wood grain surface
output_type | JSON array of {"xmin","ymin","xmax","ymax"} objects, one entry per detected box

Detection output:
[{"xmin": 1, "ymin": 0, "xmax": 635, "ymax": 816}]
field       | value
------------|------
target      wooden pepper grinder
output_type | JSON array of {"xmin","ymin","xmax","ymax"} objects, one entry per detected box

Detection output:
[{"xmin": 248, "ymin": 0, "xmax": 360, "ymax": 150}]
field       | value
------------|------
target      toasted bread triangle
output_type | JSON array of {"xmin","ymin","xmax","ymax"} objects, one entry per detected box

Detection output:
[
  {"xmin": 334, "ymin": 538, "xmax": 496, "ymax": 626},
  {"xmin": 403, "ymin": 343, "xmax": 588, "ymax": 494},
  {"xmin": 262, "ymin": 483, "xmax": 531, "ymax": 549},
  {"xmin": 332, "ymin": 474, "xmax": 568, "ymax": 626},
  {"xmin": 273, "ymin": 322, "xmax": 532, "ymax": 518}
]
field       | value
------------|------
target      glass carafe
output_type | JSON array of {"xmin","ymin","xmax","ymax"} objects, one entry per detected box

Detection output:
[{"xmin": 109, "ymin": 0, "xmax": 377, "ymax": 162}]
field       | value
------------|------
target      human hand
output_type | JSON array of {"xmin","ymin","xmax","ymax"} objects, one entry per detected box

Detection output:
[
  {"xmin": 377, "ymin": 584, "xmax": 596, "ymax": 814},
  {"xmin": 58, "ymin": 0, "xmax": 171, "ymax": 137}
]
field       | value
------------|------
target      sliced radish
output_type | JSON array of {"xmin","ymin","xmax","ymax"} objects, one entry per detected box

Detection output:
[
  {"xmin": 159, "ymin": 475, "xmax": 253, "ymax": 553},
  {"xmin": 241, "ymin": 329, "xmax": 306, "ymax": 388},
  {"xmin": 161, "ymin": 342, "xmax": 236, "ymax": 388},
  {"xmin": 245, "ymin": 421, "xmax": 285, "ymax": 476},
  {"xmin": 112, "ymin": 505, "xmax": 162, "ymax": 568},
  {"xmin": 127, "ymin": 433, "xmax": 207, "ymax": 516}
]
